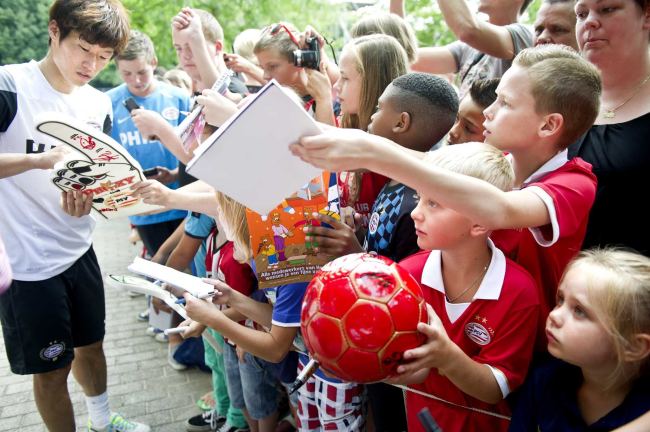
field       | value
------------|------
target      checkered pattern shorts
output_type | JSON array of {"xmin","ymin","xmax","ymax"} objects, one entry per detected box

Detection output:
[{"xmin": 296, "ymin": 367, "xmax": 366, "ymax": 431}]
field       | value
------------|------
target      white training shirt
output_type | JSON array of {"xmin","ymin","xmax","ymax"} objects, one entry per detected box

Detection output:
[{"xmin": 0, "ymin": 60, "xmax": 112, "ymax": 281}]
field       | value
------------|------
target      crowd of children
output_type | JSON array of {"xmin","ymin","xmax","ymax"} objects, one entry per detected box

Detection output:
[{"xmin": 1, "ymin": 0, "xmax": 650, "ymax": 431}]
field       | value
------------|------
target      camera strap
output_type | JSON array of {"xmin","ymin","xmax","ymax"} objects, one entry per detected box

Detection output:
[{"xmin": 460, "ymin": 52, "xmax": 486, "ymax": 83}]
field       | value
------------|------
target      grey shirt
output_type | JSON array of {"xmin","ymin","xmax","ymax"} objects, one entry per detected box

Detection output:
[{"xmin": 448, "ymin": 23, "xmax": 533, "ymax": 98}]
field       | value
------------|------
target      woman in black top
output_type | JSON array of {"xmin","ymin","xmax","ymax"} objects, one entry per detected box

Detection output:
[{"xmin": 568, "ymin": 0, "xmax": 650, "ymax": 256}]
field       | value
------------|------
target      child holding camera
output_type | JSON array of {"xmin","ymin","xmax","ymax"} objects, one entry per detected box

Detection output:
[{"xmin": 253, "ymin": 22, "xmax": 337, "ymax": 126}]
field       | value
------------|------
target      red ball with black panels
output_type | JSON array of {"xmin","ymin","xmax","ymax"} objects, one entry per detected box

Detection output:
[{"xmin": 301, "ymin": 253, "xmax": 427, "ymax": 383}]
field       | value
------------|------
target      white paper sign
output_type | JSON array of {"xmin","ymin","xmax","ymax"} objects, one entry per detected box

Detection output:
[{"xmin": 186, "ymin": 80, "xmax": 322, "ymax": 215}]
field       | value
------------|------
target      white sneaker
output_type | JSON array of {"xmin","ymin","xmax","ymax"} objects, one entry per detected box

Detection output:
[
  {"xmin": 88, "ymin": 412, "xmax": 150, "ymax": 432},
  {"xmin": 216, "ymin": 422, "xmax": 250, "ymax": 432},
  {"xmin": 168, "ymin": 345, "xmax": 188, "ymax": 371}
]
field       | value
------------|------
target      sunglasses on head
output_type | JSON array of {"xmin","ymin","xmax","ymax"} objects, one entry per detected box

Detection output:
[{"xmin": 266, "ymin": 23, "xmax": 301, "ymax": 47}]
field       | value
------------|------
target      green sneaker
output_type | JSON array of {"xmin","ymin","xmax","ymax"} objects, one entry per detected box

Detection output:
[{"xmin": 88, "ymin": 412, "xmax": 150, "ymax": 432}]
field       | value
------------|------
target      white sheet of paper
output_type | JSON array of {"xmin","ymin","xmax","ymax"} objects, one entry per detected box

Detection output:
[
  {"xmin": 127, "ymin": 257, "xmax": 214, "ymax": 298},
  {"xmin": 186, "ymin": 80, "xmax": 322, "ymax": 215}
]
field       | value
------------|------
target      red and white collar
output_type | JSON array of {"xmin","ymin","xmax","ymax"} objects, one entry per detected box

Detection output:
[
  {"xmin": 421, "ymin": 239, "xmax": 507, "ymax": 301},
  {"xmin": 506, "ymin": 149, "xmax": 569, "ymax": 187}
]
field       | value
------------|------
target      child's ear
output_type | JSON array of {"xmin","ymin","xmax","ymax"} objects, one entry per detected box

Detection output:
[
  {"xmin": 393, "ymin": 112, "xmax": 411, "ymax": 133},
  {"xmin": 643, "ymin": 4, "xmax": 650, "ymax": 30},
  {"xmin": 539, "ymin": 113, "xmax": 564, "ymax": 140},
  {"xmin": 624, "ymin": 333, "xmax": 650, "ymax": 362},
  {"xmin": 469, "ymin": 223, "xmax": 489, "ymax": 237},
  {"xmin": 48, "ymin": 20, "xmax": 60, "ymax": 43},
  {"xmin": 215, "ymin": 40, "xmax": 224, "ymax": 55}
]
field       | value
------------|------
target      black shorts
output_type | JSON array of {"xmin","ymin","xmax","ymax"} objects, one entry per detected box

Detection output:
[
  {"xmin": 0, "ymin": 246, "xmax": 105, "ymax": 375},
  {"xmin": 136, "ymin": 218, "xmax": 183, "ymax": 256}
]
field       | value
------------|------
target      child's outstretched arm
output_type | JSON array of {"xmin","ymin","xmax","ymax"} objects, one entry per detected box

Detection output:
[
  {"xmin": 195, "ymin": 89, "xmax": 238, "ymax": 128},
  {"xmin": 293, "ymin": 130, "xmax": 554, "ymax": 231},
  {"xmin": 130, "ymin": 108, "xmax": 189, "ymax": 163},
  {"xmin": 183, "ymin": 291, "xmax": 296, "ymax": 363},
  {"xmin": 224, "ymin": 53, "xmax": 267, "ymax": 85},
  {"xmin": 393, "ymin": 305, "xmax": 504, "ymax": 404},
  {"xmin": 204, "ymin": 278, "xmax": 273, "ymax": 328},
  {"xmin": 435, "ymin": 0, "xmax": 525, "ymax": 60},
  {"xmin": 130, "ymin": 180, "xmax": 217, "ymax": 216}
]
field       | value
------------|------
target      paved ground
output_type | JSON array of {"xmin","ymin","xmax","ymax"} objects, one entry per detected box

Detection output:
[{"xmin": 0, "ymin": 218, "xmax": 212, "ymax": 431}]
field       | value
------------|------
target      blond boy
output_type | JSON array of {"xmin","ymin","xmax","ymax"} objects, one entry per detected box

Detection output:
[{"xmin": 393, "ymin": 144, "xmax": 540, "ymax": 431}]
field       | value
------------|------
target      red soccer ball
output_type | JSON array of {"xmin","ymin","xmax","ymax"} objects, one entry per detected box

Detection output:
[{"xmin": 301, "ymin": 253, "xmax": 427, "ymax": 383}]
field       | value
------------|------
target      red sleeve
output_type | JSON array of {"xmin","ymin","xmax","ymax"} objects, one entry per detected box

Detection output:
[
  {"xmin": 219, "ymin": 243, "xmax": 256, "ymax": 296},
  {"xmin": 474, "ymin": 263, "xmax": 540, "ymax": 391},
  {"xmin": 530, "ymin": 159, "xmax": 596, "ymax": 241}
]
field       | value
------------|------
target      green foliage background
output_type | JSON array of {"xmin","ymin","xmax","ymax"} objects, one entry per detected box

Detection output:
[{"xmin": 0, "ymin": 0, "xmax": 541, "ymax": 89}]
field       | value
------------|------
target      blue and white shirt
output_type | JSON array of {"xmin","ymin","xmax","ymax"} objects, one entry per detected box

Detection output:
[{"xmin": 107, "ymin": 81, "xmax": 190, "ymax": 225}]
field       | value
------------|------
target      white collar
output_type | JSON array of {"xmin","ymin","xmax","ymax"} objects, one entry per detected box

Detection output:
[
  {"xmin": 506, "ymin": 149, "xmax": 569, "ymax": 187},
  {"xmin": 421, "ymin": 239, "xmax": 507, "ymax": 301}
]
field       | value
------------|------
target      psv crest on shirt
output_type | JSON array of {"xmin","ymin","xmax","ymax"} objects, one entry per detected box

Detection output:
[{"xmin": 465, "ymin": 315, "xmax": 495, "ymax": 346}]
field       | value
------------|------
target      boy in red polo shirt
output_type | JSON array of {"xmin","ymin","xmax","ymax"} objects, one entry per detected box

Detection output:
[
  {"xmin": 291, "ymin": 44, "xmax": 601, "ymax": 343},
  {"xmin": 390, "ymin": 144, "xmax": 539, "ymax": 432}
]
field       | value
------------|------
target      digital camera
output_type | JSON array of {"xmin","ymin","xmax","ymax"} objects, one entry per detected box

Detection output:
[{"xmin": 293, "ymin": 37, "xmax": 320, "ymax": 70}]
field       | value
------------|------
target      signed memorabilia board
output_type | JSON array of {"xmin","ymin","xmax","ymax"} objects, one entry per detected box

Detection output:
[{"xmin": 35, "ymin": 112, "xmax": 163, "ymax": 219}]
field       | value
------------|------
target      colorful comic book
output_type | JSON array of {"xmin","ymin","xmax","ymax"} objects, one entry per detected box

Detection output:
[
  {"xmin": 247, "ymin": 172, "xmax": 339, "ymax": 288},
  {"xmin": 35, "ymin": 112, "xmax": 163, "ymax": 219}
]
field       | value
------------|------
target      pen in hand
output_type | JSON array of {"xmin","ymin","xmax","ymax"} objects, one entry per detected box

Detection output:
[{"xmin": 174, "ymin": 291, "xmax": 216, "ymax": 305}]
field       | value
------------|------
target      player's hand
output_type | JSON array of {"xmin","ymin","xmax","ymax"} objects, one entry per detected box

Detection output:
[
  {"xmin": 131, "ymin": 180, "xmax": 173, "ymax": 207},
  {"xmin": 202, "ymin": 278, "xmax": 233, "ymax": 306},
  {"xmin": 149, "ymin": 166, "xmax": 178, "ymax": 185},
  {"xmin": 396, "ymin": 305, "xmax": 456, "ymax": 374},
  {"xmin": 303, "ymin": 212, "xmax": 364, "ymax": 257},
  {"xmin": 130, "ymin": 108, "xmax": 165, "ymax": 140},
  {"xmin": 290, "ymin": 126, "xmax": 375, "ymax": 172},
  {"xmin": 183, "ymin": 292, "xmax": 221, "ymax": 326},
  {"xmin": 196, "ymin": 89, "xmax": 238, "ymax": 127},
  {"xmin": 179, "ymin": 319, "xmax": 207, "ymax": 339},
  {"xmin": 61, "ymin": 190, "xmax": 93, "ymax": 217},
  {"xmin": 35, "ymin": 145, "xmax": 70, "ymax": 170}
]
